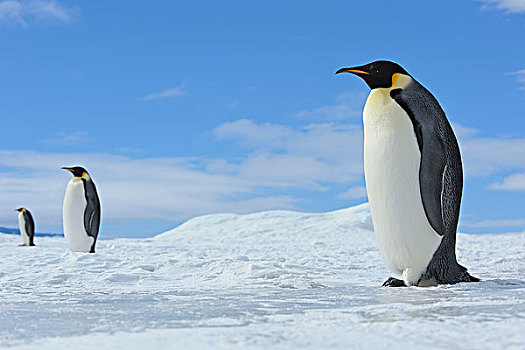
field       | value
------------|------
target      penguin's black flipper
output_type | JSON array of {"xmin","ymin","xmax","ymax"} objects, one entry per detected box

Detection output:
[
  {"xmin": 390, "ymin": 83, "xmax": 463, "ymax": 238},
  {"xmin": 24, "ymin": 210, "xmax": 35, "ymax": 246},
  {"xmin": 82, "ymin": 179, "xmax": 101, "ymax": 242}
]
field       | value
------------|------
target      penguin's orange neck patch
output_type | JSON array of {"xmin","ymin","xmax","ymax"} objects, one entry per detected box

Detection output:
[{"xmin": 392, "ymin": 73, "xmax": 400, "ymax": 87}]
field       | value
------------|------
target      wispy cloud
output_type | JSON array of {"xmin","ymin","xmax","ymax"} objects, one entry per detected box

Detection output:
[
  {"xmin": 479, "ymin": 0, "xmax": 525, "ymax": 13},
  {"xmin": 454, "ymin": 123, "xmax": 525, "ymax": 192},
  {"xmin": 114, "ymin": 147, "xmax": 145, "ymax": 155},
  {"xmin": 212, "ymin": 119, "xmax": 292, "ymax": 148},
  {"xmin": 463, "ymin": 218, "xmax": 525, "ymax": 228},
  {"xmin": 337, "ymin": 186, "xmax": 367, "ymax": 200},
  {"xmin": 141, "ymin": 85, "xmax": 186, "ymax": 101},
  {"xmin": 456, "ymin": 126, "xmax": 525, "ymax": 177},
  {"xmin": 0, "ymin": 0, "xmax": 74, "ymax": 26},
  {"xmin": 451, "ymin": 123, "xmax": 480, "ymax": 138},
  {"xmin": 293, "ymin": 91, "xmax": 365, "ymax": 121},
  {"xmin": 41, "ymin": 131, "xmax": 92, "ymax": 145},
  {"xmin": 489, "ymin": 172, "xmax": 525, "ymax": 190},
  {"xmin": 509, "ymin": 69, "xmax": 525, "ymax": 90}
]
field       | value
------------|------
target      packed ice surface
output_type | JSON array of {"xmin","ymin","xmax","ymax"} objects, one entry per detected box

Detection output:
[{"xmin": 0, "ymin": 203, "xmax": 524, "ymax": 349}]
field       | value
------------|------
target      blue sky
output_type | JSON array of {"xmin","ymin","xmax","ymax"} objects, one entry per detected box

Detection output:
[{"xmin": 0, "ymin": 0, "xmax": 524, "ymax": 237}]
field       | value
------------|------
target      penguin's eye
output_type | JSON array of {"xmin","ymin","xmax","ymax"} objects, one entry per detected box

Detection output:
[{"xmin": 370, "ymin": 65, "xmax": 380, "ymax": 74}]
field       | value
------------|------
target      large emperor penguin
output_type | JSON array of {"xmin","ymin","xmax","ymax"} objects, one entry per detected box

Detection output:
[
  {"xmin": 15, "ymin": 208, "xmax": 35, "ymax": 246},
  {"xmin": 336, "ymin": 60, "xmax": 478, "ymax": 287},
  {"xmin": 62, "ymin": 166, "xmax": 101, "ymax": 253}
]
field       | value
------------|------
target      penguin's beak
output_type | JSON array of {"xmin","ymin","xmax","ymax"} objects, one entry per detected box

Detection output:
[
  {"xmin": 62, "ymin": 167, "xmax": 74, "ymax": 173},
  {"xmin": 335, "ymin": 67, "xmax": 370, "ymax": 75}
]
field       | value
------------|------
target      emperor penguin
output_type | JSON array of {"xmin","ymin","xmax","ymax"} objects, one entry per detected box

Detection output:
[
  {"xmin": 15, "ymin": 208, "xmax": 35, "ymax": 246},
  {"xmin": 336, "ymin": 60, "xmax": 478, "ymax": 287},
  {"xmin": 62, "ymin": 166, "xmax": 101, "ymax": 253}
]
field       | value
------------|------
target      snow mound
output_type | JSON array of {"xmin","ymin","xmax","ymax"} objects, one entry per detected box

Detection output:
[
  {"xmin": 157, "ymin": 203, "xmax": 373, "ymax": 239},
  {"xmin": 0, "ymin": 203, "xmax": 524, "ymax": 350},
  {"xmin": 153, "ymin": 203, "xmax": 374, "ymax": 290}
]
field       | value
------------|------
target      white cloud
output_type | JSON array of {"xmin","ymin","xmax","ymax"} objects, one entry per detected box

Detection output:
[
  {"xmin": 489, "ymin": 172, "xmax": 525, "ymax": 190},
  {"xmin": 0, "ymin": 118, "xmax": 367, "ymax": 227},
  {"xmin": 236, "ymin": 152, "xmax": 348, "ymax": 190},
  {"xmin": 479, "ymin": 0, "xmax": 525, "ymax": 13},
  {"xmin": 214, "ymin": 120, "xmax": 362, "ymax": 160},
  {"xmin": 0, "ymin": 0, "xmax": 73, "ymax": 26},
  {"xmin": 213, "ymin": 120, "xmax": 364, "ymax": 186},
  {"xmin": 141, "ymin": 85, "xmax": 185, "ymax": 101},
  {"xmin": 0, "ymin": 150, "xmax": 299, "ymax": 227}
]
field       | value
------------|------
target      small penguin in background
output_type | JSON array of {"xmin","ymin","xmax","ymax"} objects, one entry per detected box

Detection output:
[
  {"xmin": 15, "ymin": 208, "xmax": 35, "ymax": 246},
  {"xmin": 336, "ymin": 60, "xmax": 478, "ymax": 287},
  {"xmin": 62, "ymin": 166, "xmax": 101, "ymax": 253}
]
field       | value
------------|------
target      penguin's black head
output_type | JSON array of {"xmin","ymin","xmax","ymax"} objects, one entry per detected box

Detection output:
[
  {"xmin": 15, "ymin": 208, "xmax": 25, "ymax": 212},
  {"xmin": 62, "ymin": 166, "xmax": 88, "ymax": 178},
  {"xmin": 335, "ymin": 60, "xmax": 410, "ymax": 89}
]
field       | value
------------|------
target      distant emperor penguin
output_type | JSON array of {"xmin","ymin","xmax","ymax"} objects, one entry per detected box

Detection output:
[
  {"xmin": 62, "ymin": 166, "xmax": 101, "ymax": 253},
  {"xmin": 15, "ymin": 208, "xmax": 35, "ymax": 246},
  {"xmin": 336, "ymin": 60, "xmax": 478, "ymax": 287}
]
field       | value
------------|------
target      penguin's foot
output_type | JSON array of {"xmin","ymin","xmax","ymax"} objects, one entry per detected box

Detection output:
[{"xmin": 382, "ymin": 277, "xmax": 406, "ymax": 287}]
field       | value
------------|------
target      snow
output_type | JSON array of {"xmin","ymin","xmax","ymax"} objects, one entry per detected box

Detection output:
[{"xmin": 1, "ymin": 203, "xmax": 524, "ymax": 349}]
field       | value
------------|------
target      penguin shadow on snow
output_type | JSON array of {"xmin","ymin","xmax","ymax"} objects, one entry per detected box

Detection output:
[{"xmin": 478, "ymin": 278, "xmax": 525, "ymax": 290}]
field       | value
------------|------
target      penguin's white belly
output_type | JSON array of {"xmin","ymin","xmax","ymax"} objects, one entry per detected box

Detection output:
[
  {"xmin": 18, "ymin": 215, "xmax": 30, "ymax": 245},
  {"xmin": 63, "ymin": 179, "xmax": 94, "ymax": 252},
  {"xmin": 363, "ymin": 89, "xmax": 442, "ymax": 286}
]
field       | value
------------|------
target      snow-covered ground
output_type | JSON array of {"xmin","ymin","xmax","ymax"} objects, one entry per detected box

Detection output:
[{"xmin": 1, "ymin": 203, "xmax": 524, "ymax": 349}]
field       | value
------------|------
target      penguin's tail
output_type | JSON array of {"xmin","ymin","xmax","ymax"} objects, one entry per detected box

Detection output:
[
  {"xmin": 458, "ymin": 263, "xmax": 480, "ymax": 283},
  {"xmin": 465, "ymin": 272, "xmax": 480, "ymax": 282}
]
